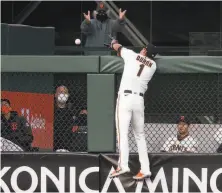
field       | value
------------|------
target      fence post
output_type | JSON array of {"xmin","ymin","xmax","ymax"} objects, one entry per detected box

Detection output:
[{"xmin": 87, "ymin": 74, "xmax": 116, "ymax": 152}]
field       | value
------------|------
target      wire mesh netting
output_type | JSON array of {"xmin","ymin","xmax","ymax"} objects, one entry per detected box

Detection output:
[
  {"xmin": 1, "ymin": 72, "xmax": 222, "ymax": 153},
  {"xmin": 54, "ymin": 74, "xmax": 87, "ymax": 152},
  {"xmin": 1, "ymin": 72, "xmax": 87, "ymax": 152},
  {"xmin": 115, "ymin": 73, "xmax": 222, "ymax": 153}
]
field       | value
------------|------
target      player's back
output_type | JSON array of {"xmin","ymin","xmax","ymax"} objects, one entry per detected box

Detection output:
[{"xmin": 119, "ymin": 48, "xmax": 157, "ymax": 94}]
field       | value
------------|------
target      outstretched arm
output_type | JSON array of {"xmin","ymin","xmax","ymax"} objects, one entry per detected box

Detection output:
[
  {"xmin": 80, "ymin": 11, "xmax": 93, "ymax": 35},
  {"xmin": 110, "ymin": 39, "xmax": 135, "ymax": 58},
  {"xmin": 111, "ymin": 39, "xmax": 123, "ymax": 55},
  {"xmin": 112, "ymin": 8, "xmax": 127, "ymax": 32}
]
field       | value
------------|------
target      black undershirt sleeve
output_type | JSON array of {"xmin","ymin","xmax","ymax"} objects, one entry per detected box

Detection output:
[{"xmin": 117, "ymin": 46, "xmax": 123, "ymax": 56}]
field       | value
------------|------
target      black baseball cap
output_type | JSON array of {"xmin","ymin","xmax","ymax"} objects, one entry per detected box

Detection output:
[
  {"xmin": 145, "ymin": 43, "xmax": 157, "ymax": 59},
  {"xmin": 96, "ymin": 1, "xmax": 108, "ymax": 11},
  {"xmin": 177, "ymin": 115, "xmax": 190, "ymax": 125}
]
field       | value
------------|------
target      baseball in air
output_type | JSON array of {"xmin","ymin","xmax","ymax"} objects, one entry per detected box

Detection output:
[{"xmin": 75, "ymin": 38, "xmax": 81, "ymax": 45}]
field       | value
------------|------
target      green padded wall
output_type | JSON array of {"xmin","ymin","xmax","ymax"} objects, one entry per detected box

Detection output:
[
  {"xmin": 100, "ymin": 55, "xmax": 222, "ymax": 73},
  {"xmin": 87, "ymin": 74, "xmax": 116, "ymax": 152},
  {"xmin": 1, "ymin": 55, "xmax": 99, "ymax": 73}
]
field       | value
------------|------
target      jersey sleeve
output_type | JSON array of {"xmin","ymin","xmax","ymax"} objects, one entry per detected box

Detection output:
[{"xmin": 119, "ymin": 47, "xmax": 135, "ymax": 60}]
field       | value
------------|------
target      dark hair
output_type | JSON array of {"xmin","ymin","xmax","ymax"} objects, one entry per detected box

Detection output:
[
  {"xmin": 1, "ymin": 99, "xmax": 11, "ymax": 106},
  {"xmin": 177, "ymin": 116, "xmax": 190, "ymax": 125}
]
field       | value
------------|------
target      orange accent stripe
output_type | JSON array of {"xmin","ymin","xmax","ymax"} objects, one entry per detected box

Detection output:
[{"xmin": 116, "ymin": 95, "xmax": 121, "ymax": 167}]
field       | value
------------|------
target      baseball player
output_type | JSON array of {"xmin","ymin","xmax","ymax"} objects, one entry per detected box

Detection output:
[
  {"xmin": 109, "ymin": 39, "xmax": 157, "ymax": 180},
  {"xmin": 161, "ymin": 116, "xmax": 198, "ymax": 153}
]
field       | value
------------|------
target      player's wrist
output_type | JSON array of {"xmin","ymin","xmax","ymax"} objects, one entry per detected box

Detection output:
[
  {"xmin": 111, "ymin": 42, "xmax": 117, "ymax": 49},
  {"xmin": 111, "ymin": 39, "xmax": 119, "ymax": 49}
]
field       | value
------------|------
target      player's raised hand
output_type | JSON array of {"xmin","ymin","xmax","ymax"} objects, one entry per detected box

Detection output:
[
  {"xmin": 119, "ymin": 8, "xmax": 127, "ymax": 20},
  {"xmin": 83, "ymin": 11, "xmax": 91, "ymax": 22}
]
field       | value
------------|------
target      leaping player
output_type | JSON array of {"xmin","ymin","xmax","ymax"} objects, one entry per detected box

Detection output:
[{"xmin": 109, "ymin": 39, "xmax": 157, "ymax": 180}]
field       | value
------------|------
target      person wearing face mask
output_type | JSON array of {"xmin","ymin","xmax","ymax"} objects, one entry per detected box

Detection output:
[
  {"xmin": 80, "ymin": 1, "xmax": 126, "ymax": 55},
  {"xmin": 54, "ymin": 85, "xmax": 75, "ymax": 152},
  {"xmin": 1, "ymin": 99, "xmax": 33, "ymax": 151}
]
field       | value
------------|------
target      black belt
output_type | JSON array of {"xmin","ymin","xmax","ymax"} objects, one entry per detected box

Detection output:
[{"xmin": 124, "ymin": 90, "xmax": 144, "ymax": 97}]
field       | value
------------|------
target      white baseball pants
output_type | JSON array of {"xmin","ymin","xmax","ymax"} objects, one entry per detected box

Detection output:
[{"xmin": 115, "ymin": 92, "xmax": 151, "ymax": 174}]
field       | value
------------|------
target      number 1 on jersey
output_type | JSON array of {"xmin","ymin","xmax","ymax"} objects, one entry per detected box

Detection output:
[{"xmin": 137, "ymin": 64, "xmax": 145, "ymax": 77}]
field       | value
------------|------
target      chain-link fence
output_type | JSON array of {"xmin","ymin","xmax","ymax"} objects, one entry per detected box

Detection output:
[
  {"xmin": 1, "ymin": 72, "xmax": 87, "ymax": 152},
  {"xmin": 116, "ymin": 73, "xmax": 222, "ymax": 153},
  {"xmin": 53, "ymin": 74, "xmax": 87, "ymax": 152},
  {"xmin": 1, "ymin": 72, "xmax": 222, "ymax": 153}
]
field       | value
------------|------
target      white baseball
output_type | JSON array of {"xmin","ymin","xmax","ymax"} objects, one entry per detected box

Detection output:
[{"xmin": 75, "ymin": 38, "xmax": 81, "ymax": 45}]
